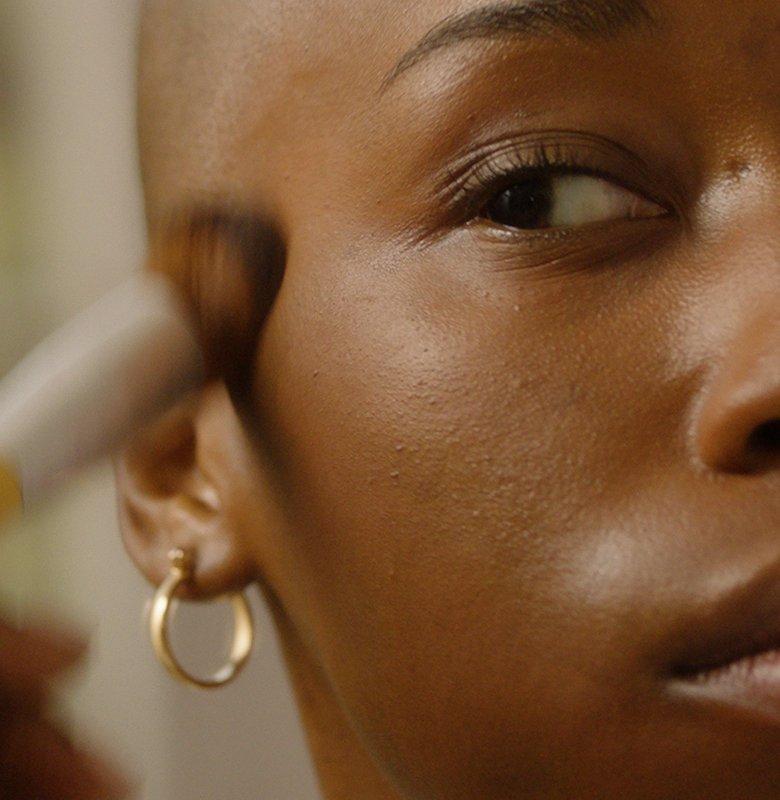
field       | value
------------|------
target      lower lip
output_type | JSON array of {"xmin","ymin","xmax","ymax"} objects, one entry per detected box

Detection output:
[{"xmin": 671, "ymin": 648, "xmax": 780, "ymax": 727}]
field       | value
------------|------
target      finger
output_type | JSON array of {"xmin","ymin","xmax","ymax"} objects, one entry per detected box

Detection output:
[
  {"xmin": 0, "ymin": 688, "xmax": 46, "ymax": 720},
  {"xmin": 0, "ymin": 622, "xmax": 88, "ymax": 695},
  {"xmin": 0, "ymin": 714, "xmax": 135, "ymax": 800}
]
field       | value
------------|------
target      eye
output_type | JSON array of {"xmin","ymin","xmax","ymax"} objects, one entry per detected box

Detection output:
[{"xmin": 481, "ymin": 170, "xmax": 667, "ymax": 231}]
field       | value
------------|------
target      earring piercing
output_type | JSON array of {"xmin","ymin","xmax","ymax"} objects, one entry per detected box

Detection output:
[{"xmin": 149, "ymin": 548, "xmax": 254, "ymax": 689}]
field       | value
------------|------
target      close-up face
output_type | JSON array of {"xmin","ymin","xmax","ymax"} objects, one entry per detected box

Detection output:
[{"xmin": 117, "ymin": 1, "xmax": 780, "ymax": 798}]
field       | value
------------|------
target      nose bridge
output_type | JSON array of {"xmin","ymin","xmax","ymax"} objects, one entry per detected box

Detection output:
[{"xmin": 693, "ymin": 299, "xmax": 780, "ymax": 474}]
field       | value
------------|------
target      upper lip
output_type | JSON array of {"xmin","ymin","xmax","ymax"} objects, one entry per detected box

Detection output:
[{"xmin": 667, "ymin": 557, "xmax": 780, "ymax": 681}]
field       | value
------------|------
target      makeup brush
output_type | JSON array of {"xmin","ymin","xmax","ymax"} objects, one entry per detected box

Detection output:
[
  {"xmin": 0, "ymin": 271, "xmax": 204, "ymax": 523},
  {"xmin": 0, "ymin": 209, "xmax": 283, "ymax": 525}
]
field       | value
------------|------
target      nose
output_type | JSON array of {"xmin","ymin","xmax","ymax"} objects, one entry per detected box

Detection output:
[{"xmin": 694, "ymin": 303, "xmax": 780, "ymax": 474}]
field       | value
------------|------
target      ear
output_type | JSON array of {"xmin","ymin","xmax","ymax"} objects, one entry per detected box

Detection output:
[
  {"xmin": 116, "ymin": 209, "xmax": 286, "ymax": 598},
  {"xmin": 113, "ymin": 381, "xmax": 262, "ymax": 599}
]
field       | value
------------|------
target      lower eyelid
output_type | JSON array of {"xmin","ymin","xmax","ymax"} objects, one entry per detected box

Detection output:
[
  {"xmin": 469, "ymin": 212, "xmax": 678, "ymax": 259},
  {"xmin": 491, "ymin": 240, "xmax": 674, "ymax": 282}
]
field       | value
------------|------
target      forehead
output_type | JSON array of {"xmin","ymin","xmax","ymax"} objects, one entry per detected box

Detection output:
[
  {"xmin": 139, "ymin": 0, "xmax": 436, "ymax": 209},
  {"xmin": 139, "ymin": 0, "xmax": 779, "ymax": 220}
]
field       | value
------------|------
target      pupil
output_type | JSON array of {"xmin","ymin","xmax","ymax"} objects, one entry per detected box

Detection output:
[{"xmin": 484, "ymin": 177, "xmax": 553, "ymax": 229}]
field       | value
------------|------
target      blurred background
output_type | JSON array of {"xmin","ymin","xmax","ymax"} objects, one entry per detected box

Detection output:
[{"xmin": 0, "ymin": 3, "xmax": 319, "ymax": 798}]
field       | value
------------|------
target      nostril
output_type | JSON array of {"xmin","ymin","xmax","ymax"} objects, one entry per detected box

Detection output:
[{"xmin": 747, "ymin": 419, "xmax": 780, "ymax": 454}]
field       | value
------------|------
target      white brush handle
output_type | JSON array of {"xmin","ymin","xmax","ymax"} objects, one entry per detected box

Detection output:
[{"xmin": 0, "ymin": 272, "xmax": 204, "ymax": 518}]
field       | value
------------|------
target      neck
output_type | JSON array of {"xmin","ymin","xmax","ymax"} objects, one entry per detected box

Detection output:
[{"xmin": 265, "ymin": 591, "xmax": 406, "ymax": 800}]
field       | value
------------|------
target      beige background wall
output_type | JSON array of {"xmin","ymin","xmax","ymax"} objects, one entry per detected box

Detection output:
[{"xmin": 0, "ymin": 3, "xmax": 319, "ymax": 798}]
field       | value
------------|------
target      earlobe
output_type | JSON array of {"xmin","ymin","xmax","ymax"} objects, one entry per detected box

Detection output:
[{"xmin": 114, "ymin": 381, "xmax": 257, "ymax": 599}]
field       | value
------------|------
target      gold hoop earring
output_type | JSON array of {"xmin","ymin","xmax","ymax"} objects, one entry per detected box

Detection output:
[{"xmin": 149, "ymin": 548, "xmax": 255, "ymax": 690}]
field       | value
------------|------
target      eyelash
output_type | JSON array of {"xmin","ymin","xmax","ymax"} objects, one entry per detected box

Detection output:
[{"xmin": 439, "ymin": 137, "xmax": 667, "ymax": 228}]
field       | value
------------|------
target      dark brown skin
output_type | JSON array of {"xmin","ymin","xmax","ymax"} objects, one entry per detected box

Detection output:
[
  {"xmin": 0, "ymin": 620, "xmax": 133, "ymax": 798},
  {"xmin": 114, "ymin": 1, "xmax": 779, "ymax": 798}
]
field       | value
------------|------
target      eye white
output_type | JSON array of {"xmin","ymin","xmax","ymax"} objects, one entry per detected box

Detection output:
[{"xmin": 549, "ymin": 174, "xmax": 666, "ymax": 227}]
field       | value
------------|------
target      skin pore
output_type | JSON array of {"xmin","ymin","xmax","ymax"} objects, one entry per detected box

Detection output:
[{"xmin": 117, "ymin": 1, "xmax": 779, "ymax": 798}]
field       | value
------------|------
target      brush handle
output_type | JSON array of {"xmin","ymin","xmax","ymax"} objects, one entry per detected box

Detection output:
[
  {"xmin": 0, "ymin": 272, "xmax": 204, "ymax": 521},
  {"xmin": 0, "ymin": 458, "xmax": 22, "ymax": 524}
]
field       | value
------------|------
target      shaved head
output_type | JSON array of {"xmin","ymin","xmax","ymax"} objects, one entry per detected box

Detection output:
[
  {"xmin": 138, "ymin": 1, "xmax": 281, "ymax": 221},
  {"xmin": 137, "ymin": 0, "xmax": 429, "ymax": 224}
]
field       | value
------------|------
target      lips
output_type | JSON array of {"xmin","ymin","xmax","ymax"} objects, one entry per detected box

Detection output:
[
  {"xmin": 670, "ymin": 573, "xmax": 780, "ymax": 678},
  {"xmin": 665, "ymin": 557, "xmax": 780, "ymax": 724}
]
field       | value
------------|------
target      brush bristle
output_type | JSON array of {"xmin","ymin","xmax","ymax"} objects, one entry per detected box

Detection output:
[{"xmin": 147, "ymin": 209, "xmax": 285, "ymax": 399}]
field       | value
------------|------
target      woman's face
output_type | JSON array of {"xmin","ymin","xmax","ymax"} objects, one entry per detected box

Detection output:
[{"xmin": 126, "ymin": 0, "xmax": 780, "ymax": 797}]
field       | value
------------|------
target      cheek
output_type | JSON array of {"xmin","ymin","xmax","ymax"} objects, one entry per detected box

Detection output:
[{"xmin": 249, "ymin": 243, "xmax": 687, "ymax": 795}]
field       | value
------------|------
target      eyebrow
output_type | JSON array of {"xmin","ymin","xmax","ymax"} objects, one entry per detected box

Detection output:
[{"xmin": 382, "ymin": 0, "xmax": 657, "ymax": 90}]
